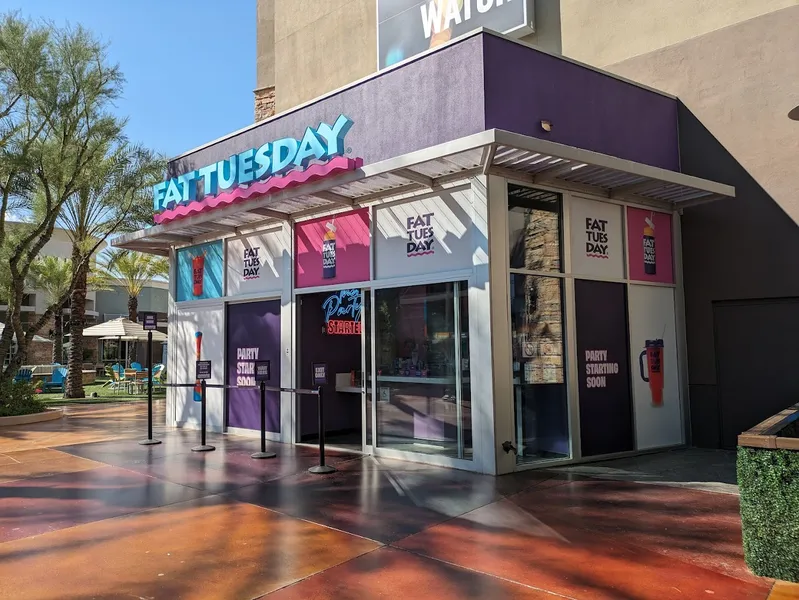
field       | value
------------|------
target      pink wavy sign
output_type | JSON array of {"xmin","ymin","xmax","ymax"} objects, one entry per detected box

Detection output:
[{"xmin": 153, "ymin": 156, "xmax": 363, "ymax": 225}]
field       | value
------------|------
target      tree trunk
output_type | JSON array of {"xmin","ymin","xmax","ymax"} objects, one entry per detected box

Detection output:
[
  {"xmin": 64, "ymin": 250, "xmax": 88, "ymax": 398},
  {"xmin": 52, "ymin": 310, "xmax": 63, "ymax": 364},
  {"xmin": 128, "ymin": 295, "xmax": 138, "ymax": 364}
]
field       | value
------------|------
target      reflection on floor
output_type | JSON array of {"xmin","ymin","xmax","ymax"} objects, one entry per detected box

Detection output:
[{"xmin": 0, "ymin": 402, "xmax": 793, "ymax": 600}]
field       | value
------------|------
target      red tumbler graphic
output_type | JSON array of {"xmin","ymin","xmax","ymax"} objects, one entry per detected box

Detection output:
[
  {"xmin": 638, "ymin": 339, "xmax": 664, "ymax": 407},
  {"xmin": 193, "ymin": 331, "xmax": 203, "ymax": 403},
  {"xmin": 192, "ymin": 253, "xmax": 205, "ymax": 297}
]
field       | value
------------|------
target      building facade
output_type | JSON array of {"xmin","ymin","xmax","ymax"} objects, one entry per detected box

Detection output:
[
  {"xmin": 252, "ymin": 0, "xmax": 799, "ymax": 450},
  {"xmin": 117, "ymin": 30, "xmax": 736, "ymax": 474}
]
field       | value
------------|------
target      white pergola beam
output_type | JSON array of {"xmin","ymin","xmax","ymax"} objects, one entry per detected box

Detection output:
[
  {"xmin": 312, "ymin": 190, "xmax": 355, "ymax": 205},
  {"xmin": 394, "ymin": 168, "xmax": 434, "ymax": 188},
  {"xmin": 249, "ymin": 207, "xmax": 291, "ymax": 220}
]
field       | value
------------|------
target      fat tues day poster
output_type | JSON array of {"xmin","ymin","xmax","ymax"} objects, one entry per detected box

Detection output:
[
  {"xmin": 575, "ymin": 279, "xmax": 634, "ymax": 456},
  {"xmin": 176, "ymin": 240, "xmax": 224, "ymax": 302},
  {"xmin": 294, "ymin": 208, "xmax": 370, "ymax": 288}
]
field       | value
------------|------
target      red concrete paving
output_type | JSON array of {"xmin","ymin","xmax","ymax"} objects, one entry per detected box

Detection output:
[
  {"xmin": 0, "ymin": 402, "xmax": 795, "ymax": 599},
  {"xmin": 267, "ymin": 547, "xmax": 560, "ymax": 599}
]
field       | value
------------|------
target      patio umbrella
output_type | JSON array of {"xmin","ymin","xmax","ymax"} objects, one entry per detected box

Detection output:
[{"xmin": 83, "ymin": 317, "xmax": 167, "ymax": 367}]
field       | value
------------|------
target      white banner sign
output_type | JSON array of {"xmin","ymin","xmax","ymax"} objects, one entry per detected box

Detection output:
[
  {"xmin": 569, "ymin": 197, "xmax": 624, "ymax": 279},
  {"xmin": 226, "ymin": 228, "xmax": 287, "ymax": 296},
  {"xmin": 375, "ymin": 191, "xmax": 473, "ymax": 279},
  {"xmin": 628, "ymin": 285, "xmax": 683, "ymax": 450}
]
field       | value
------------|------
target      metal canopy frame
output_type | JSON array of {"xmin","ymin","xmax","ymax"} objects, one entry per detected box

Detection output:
[{"xmin": 113, "ymin": 129, "xmax": 735, "ymax": 254}]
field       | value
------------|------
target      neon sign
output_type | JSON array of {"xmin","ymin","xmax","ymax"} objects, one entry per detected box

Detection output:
[
  {"xmin": 322, "ymin": 289, "xmax": 361, "ymax": 335},
  {"xmin": 153, "ymin": 114, "xmax": 354, "ymax": 212}
]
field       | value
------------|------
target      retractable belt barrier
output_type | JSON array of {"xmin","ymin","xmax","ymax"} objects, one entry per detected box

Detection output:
[{"xmin": 161, "ymin": 382, "xmax": 335, "ymax": 474}]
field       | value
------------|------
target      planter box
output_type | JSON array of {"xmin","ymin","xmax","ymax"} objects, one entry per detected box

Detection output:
[
  {"xmin": 0, "ymin": 408, "xmax": 63, "ymax": 427},
  {"xmin": 738, "ymin": 403, "xmax": 799, "ymax": 583}
]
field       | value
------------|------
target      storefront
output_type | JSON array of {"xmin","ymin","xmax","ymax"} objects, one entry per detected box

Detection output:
[{"xmin": 114, "ymin": 30, "xmax": 734, "ymax": 475}]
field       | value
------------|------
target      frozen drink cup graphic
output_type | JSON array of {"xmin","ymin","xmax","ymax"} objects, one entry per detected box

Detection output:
[
  {"xmin": 322, "ymin": 220, "xmax": 336, "ymax": 279},
  {"xmin": 638, "ymin": 339, "xmax": 664, "ymax": 407},
  {"xmin": 193, "ymin": 331, "xmax": 203, "ymax": 402},
  {"xmin": 192, "ymin": 252, "xmax": 205, "ymax": 297},
  {"xmin": 643, "ymin": 216, "xmax": 656, "ymax": 275}
]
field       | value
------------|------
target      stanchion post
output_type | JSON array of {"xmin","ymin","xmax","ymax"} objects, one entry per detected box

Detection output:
[
  {"xmin": 139, "ymin": 323, "xmax": 161, "ymax": 446},
  {"xmin": 309, "ymin": 385, "xmax": 335, "ymax": 474},
  {"xmin": 192, "ymin": 379, "xmax": 215, "ymax": 452},
  {"xmin": 251, "ymin": 380, "xmax": 275, "ymax": 459}
]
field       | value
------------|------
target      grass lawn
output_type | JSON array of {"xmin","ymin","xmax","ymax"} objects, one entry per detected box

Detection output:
[{"xmin": 37, "ymin": 378, "xmax": 166, "ymax": 405}]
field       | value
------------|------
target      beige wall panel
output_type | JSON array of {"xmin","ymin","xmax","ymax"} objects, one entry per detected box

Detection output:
[
  {"xmin": 256, "ymin": 0, "xmax": 275, "ymax": 89},
  {"xmin": 607, "ymin": 6, "xmax": 799, "ymax": 224},
  {"xmin": 274, "ymin": 0, "xmax": 377, "ymax": 112},
  {"xmin": 518, "ymin": 0, "xmax": 563, "ymax": 54},
  {"xmin": 561, "ymin": 0, "xmax": 798, "ymax": 67}
]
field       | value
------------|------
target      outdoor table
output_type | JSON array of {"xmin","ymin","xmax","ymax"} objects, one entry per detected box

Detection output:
[{"xmin": 124, "ymin": 369, "xmax": 149, "ymax": 394}]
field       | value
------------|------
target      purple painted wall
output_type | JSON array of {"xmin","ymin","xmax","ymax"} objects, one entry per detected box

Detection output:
[
  {"xmin": 482, "ymin": 34, "xmax": 679, "ymax": 171},
  {"xmin": 168, "ymin": 32, "xmax": 681, "ymax": 187},
  {"xmin": 226, "ymin": 300, "xmax": 281, "ymax": 432},
  {"xmin": 168, "ymin": 36, "xmax": 487, "ymax": 177}
]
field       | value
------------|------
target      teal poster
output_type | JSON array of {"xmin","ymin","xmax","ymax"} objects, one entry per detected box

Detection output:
[{"xmin": 177, "ymin": 241, "xmax": 224, "ymax": 302}]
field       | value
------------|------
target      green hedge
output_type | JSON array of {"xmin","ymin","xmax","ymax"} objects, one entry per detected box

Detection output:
[
  {"xmin": 738, "ymin": 446, "xmax": 799, "ymax": 582},
  {"xmin": 0, "ymin": 380, "xmax": 46, "ymax": 417}
]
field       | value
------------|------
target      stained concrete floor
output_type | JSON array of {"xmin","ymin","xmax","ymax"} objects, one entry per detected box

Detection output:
[
  {"xmin": 555, "ymin": 447, "xmax": 739, "ymax": 495},
  {"xmin": 0, "ymin": 402, "xmax": 796, "ymax": 600}
]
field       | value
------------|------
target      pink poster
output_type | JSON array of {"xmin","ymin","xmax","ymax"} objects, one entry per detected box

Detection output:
[
  {"xmin": 626, "ymin": 207, "xmax": 674, "ymax": 284},
  {"xmin": 295, "ymin": 208, "xmax": 370, "ymax": 288}
]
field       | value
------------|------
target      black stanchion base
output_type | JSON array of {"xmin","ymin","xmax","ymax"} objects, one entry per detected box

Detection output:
[
  {"xmin": 250, "ymin": 451, "xmax": 277, "ymax": 459},
  {"xmin": 191, "ymin": 444, "xmax": 216, "ymax": 452},
  {"xmin": 138, "ymin": 439, "xmax": 162, "ymax": 446},
  {"xmin": 308, "ymin": 465, "xmax": 337, "ymax": 475}
]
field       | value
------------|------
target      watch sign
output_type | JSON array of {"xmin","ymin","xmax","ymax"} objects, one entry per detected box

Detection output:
[{"xmin": 378, "ymin": 0, "xmax": 533, "ymax": 70}]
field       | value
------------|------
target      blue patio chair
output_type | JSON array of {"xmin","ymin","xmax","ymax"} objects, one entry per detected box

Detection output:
[
  {"xmin": 14, "ymin": 368, "xmax": 33, "ymax": 383},
  {"xmin": 110, "ymin": 364, "xmax": 126, "ymax": 393},
  {"xmin": 43, "ymin": 367, "xmax": 68, "ymax": 393},
  {"xmin": 131, "ymin": 362, "xmax": 143, "ymax": 372}
]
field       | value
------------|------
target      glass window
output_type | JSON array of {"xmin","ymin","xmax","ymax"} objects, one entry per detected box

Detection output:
[
  {"xmin": 459, "ymin": 283, "xmax": 472, "ymax": 459},
  {"xmin": 373, "ymin": 282, "xmax": 471, "ymax": 459},
  {"xmin": 365, "ymin": 289, "xmax": 372, "ymax": 447},
  {"xmin": 508, "ymin": 186, "xmax": 562, "ymax": 272},
  {"xmin": 510, "ymin": 274, "xmax": 570, "ymax": 462}
]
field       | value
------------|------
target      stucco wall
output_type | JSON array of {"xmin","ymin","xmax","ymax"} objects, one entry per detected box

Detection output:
[
  {"xmin": 560, "ymin": 0, "xmax": 799, "ymax": 67},
  {"xmin": 256, "ymin": 0, "xmax": 275, "ymax": 90},
  {"xmin": 171, "ymin": 35, "xmax": 486, "ymax": 176},
  {"xmin": 273, "ymin": 0, "xmax": 377, "ymax": 113},
  {"xmin": 598, "ymin": 7, "xmax": 799, "ymax": 447},
  {"xmin": 483, "ymin": 34, "xmax": 678, "ymax": 171},
  {"xmin": 605, "ymin": 6, "xmax": 799, "ymax": 226},
  {"xmin": 263, "ymin": 0, "xmax": 562, "ymax": 116}
]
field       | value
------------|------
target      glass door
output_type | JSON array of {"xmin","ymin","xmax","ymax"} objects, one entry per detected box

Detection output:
[
  {"xmin": 370, "ymin": 281, "xmax": 472, "ymax": 460},
  {"xmin": 296, "ymin": 288, "xmax": 365, "ymax": 451},
  {"xmin": 363, "ymin": 289, "xmax": 372, "ymax": 452}
]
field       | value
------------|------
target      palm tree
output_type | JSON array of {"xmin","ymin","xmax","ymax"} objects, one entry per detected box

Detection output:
[
  {"xmin": 27, "ymin": 256, "xmax": 72, "ymax": 363},
  {"xmin": 97, "ymin": 249, "xmax": 167, "ymax": 362},
  {"xmin": 97, "ymin": 249, "xmax": 167, "ymax": 322},
  {"xmin": 57, "ymin": 146, "xmax": 164, "ymax": 398}
]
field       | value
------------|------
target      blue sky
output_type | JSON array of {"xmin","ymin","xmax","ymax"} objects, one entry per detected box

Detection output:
[{"xmin": 2, "ymin": 0, "xmax": 256, "ymax": 158}]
